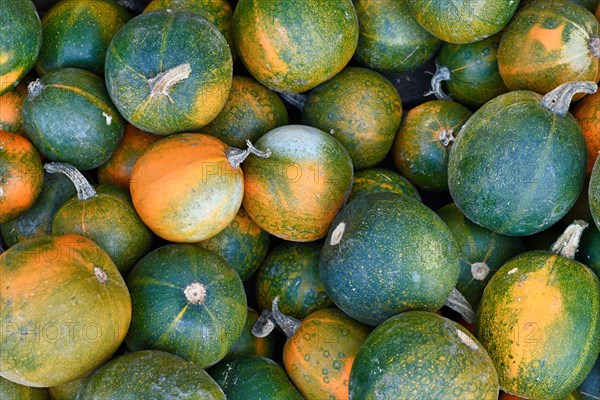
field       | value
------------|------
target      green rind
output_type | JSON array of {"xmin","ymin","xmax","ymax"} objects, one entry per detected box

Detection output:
[
  {"xmin": 448, "ymin": 90, "xmax": 587, "ymax": 236},
  {"xmin": 36, "ymin": 0, "xmax": 130, "ymax": 75},
  {"xmin": 319, "ymin": 192, "xmax": 460, "ymax": 326},
  {"xmin": 78, "ymin": 351, "xmax": 225, "ymax": 400},
  {"xmin": 301, "ymin": 67, "xmax": 402, "ymax": 169},
  {"xmin": 256, "ymin": 242, "xmax": 332, "ymax": 320},
  {"xmin": 21, "ymin": 68, "xmax": 125, "ymax": 171},
  {"xmin": 225, "ymin": 308, "xmax": 275, "ymax": 360},
  {"xmin": 0, "ymin": 377, "xmax": 49, "ymax": 400},
  {"xmin": 125, "ymin": 244, "xmax": 247, "ymax": 369},
  {"xmin": 579, "ymin": 224, "xmax": 600, "ymax": 277},
  {"xmin": 348, "ymin": 168, "xmax": 421, "ymax": 203},
  {"xmin": 592, "ymin": 158, "xmax": 600, "ymax": 230},
  {"xmin": 353, "ymin": 0, "xmax": 442, "ymax": 73},
  {"xmin": 349, "ymin": 311, "xmax": 499, "ymax": 399}
]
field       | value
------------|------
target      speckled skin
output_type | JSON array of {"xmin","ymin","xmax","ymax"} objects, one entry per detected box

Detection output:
[
  {"xmin": 574, "ymin": 91, "xmax": 600, "ymax": 174},
  {"xmin": 475, "ymin": 251, "xmax": 600, "ymax": 399},
  {"xmin": 0, "ymin": 83, "xmax": 28, "ymax": 135},
  {"xmin": 225, "ymin": 308, "xmax": 274, "ymax": 359},
  {"xmin": 353, "ymin": 0, "xmax": 441, "ymax": 73},
  {"xmin": 36, "ymin": 0, "xmax": 130, "ymax": 75},
  {"xmin": 319, "ymin": 192, "xmax": 460, "ymax": 326},
  {"xmin": 21, "ymin": 68, "xmax": 125, "ymax": 171},
  {"xmin": 0, "ymin": 0, "xmax": 41, "ymax": 95},
  {"xmin": 448, "ymin": 90, "xmax": 587, "ymax": 236},
  {"xmin": 405, "ymin": 0, "xmax": 519, "ymax": 43},
  {"xmin": 350, "ymin": 311, "xmax": 499, "ymax": 399},
  {"xmin": 302, "ymin": 67, "xmax": 402, "ymax": 170},
  {"xmin": 592, "ymin": 158, "xmax": 600, "ymax": 229},
  {"xmin": 348, "ymin": 168, "xmax": 421, "ymax": 203},
  {"xmin": 210, "ymin": 356, "xmax": 303, "ymax": 400},
  {"xmin": 79, "ymin": 351, "xmax": 225, "ymax": 399},
  {"xmin": 256, "ymin": 241, "xmax": 332, "ymax": 320},
  {"xmin": 436, "ymin": 33, "xmax": 508, "ymax": 108},
  {"xmin": 393, "ymin": 99, "xmax": 472, "ymax": 191},
  {"xmin": 0, "ymin": 377, "xmax": 49, "ymax": 400},
  {"xmin": 125, "ymin": 244, "xmax": 247, "ymax": 369}
]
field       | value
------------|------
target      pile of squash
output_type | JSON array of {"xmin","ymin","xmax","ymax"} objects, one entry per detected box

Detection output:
[{"xmin": 1, "ymin": 0, "xmax": 599, "ymax": 399}]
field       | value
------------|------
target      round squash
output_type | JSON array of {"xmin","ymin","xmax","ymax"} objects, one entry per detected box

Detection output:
[
  {"xmin": 320, "ymin": 192, "xmax": 460, "ymax": 326},
  {"xmin": 21, "ymin": 68, "xmax": 125, "ymax": 171},
  {"xmin": 574, "ymin": 90, "xmax": 600, "ymax": 174},
  {"xmin": 202, "ymin": 75, "xmax": 289, "ymax": 148},
  {"xmin": 225, "ymin": 308, "xmax": 275, "ymax": 359},
  {"xmin": 475, "ymin": 222, "xmax": 600, "ymax": 399},
  {"xmin": 209, "ymin": 356, "xmax": 303, "ymax": 400},
  {"xmin": 592, "ymin": 157, "xmax": 600, "ymax": 229},
  {"xmin": 448, "ymin": 82, "xmax": 591, "ymax": 236},
  {"xmin": 197, "ymin": 207, "xmax": 270, "ymax": 282},
  {"xmin": 0, "ymin": 234, "xmax": 131, "ymax": 387},
  {"xmin": 232, "ymin": 0, "xmax": 358, "ymax": 93},
  {"xmin": 393, "ymin": 100, "xmax": 472, "ymax": 191},
  {"xmin": 0, "ymin": 82, "xmax": 27, "ymax": 135},
  {"xmin": 242, "ymin": 125, "xmax": 353, "ymax": 242},
  {"xmin": 256, "ymin": 242, "xmax": 332, "ymax": 320},
  {"xmin": 301, "ymin": 67, "xmax": 403, "ymax": 169},
  {"xmin": 125, "ymin": 244, "xmax": 247, "ymax": 369},
  {"xmin": 405, "ymin": 0, "xmax": 519, "ymax": 43},
  {"xmin": 36, "ymin": 0, "xmax": 130, "ymax": 75},
  {"xmin": 498, "ymin": 0, "xmax": 600, "ymax": 97},
  {"xmin": 78, "ymin": 350, "xmax": 225, "ymax": 399},
  {"xmin": 0, "ymin": 0, "xmax": 42, "ymax": 95},
  {"xmin": 349, "ymin": 311, "xmax": 499, "ymax": 399},
  {"xmin": 348, "ymin": 167, "xmax": 421, "ymax": 203},
  {"xmin": 0, "ymin": 377, "xmax": 49, "ymax": 400},
  {"xmin": 105, "ymin": 9, "xmax": 232, "ymax": 135},
  {"xmin": 353, "ymin": 0, "xmax": 441, "ymax": 73},
  {"xmin": 130, "ymin": 133, "xmax": 244, "ymax": 243},
  {"xmin": 0, "ymin": 131, "xmax": 43, "ymax": 223}
]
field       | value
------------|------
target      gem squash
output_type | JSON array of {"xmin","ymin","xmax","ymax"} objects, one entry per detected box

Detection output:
[
  {"xmin": 0, "ymin": 83, "xmax": 27, "ymax": 135},
  {"xmin": 348, "ymin": 168, "xmax": 421, "ymax": 203}
]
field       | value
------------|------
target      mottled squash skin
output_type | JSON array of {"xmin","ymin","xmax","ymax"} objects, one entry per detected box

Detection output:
[
  {"xmin": 448, "ymin": 90, "xmax": 587, "ymax": 236},
  {"xmin": 78, "ymin": 351, "xmax": 226, "ymax": 400},
  {"xmin": 498, "ymin": 0, "xmax": 600, "ymax": 98},
  {"xmin": 350, "ymin": 311, "xmax": 499, "ymax": 399},
  {"xmin": 0, "ymin": 131, "xmax": 43, "ymax": 223},
  {"xmin": 256, "ymin": 242, "xmax": 332, "ymax": 320},
  {"xmin": 232, "ymin": 0, "xmax": 358, "ymax": 93},
  {"xmin": 320, "ymin": 192, "xmax": 460, "ymax": 326},
  {"xmin": 574, "ymin": 91, "xmax": 600, "ymax": 174},
  {"xmin": 36, "ymin": 0, "xmax": 130, "ymax": 76},
  {"xmin": 225, "ymin": 309, "xmax": 275, "ymax": 360},
  {"xmin": 0, "ymin": 83, "xmax": 27, "ymax": 135},
  {"xmin": 284, "ymin": 308, "xmax": 371, "ymax": 400},
  {"xmin": 0, "ymin": 234, "xmax": 131, "ymax": 387},
  {"xmin": 405, "ymin": 0, "xmax": 519, "ymax": 43},
  {"xmin": 301, "ymin": 67, "xmax": 402, "ymax": 170},
  {"xmin": 105, "ymin": 10, "xmax": 232, "ymax": 135},
  {"xmin": 0, "ymin": 377, "xmax": 49, "ymax": 400},
  {"xmin": 210, "ymin": 356, "xmax": 303, "ymax": 400},
  {"xmin": 592, "ymin": 158, "xmax": 600, "ymax": 229},
  {"xmin": 353, "ymin": 0, "xmax": 441, "ymax": 73},
  {"xmin": 475, "ymin": 252, "xmax": 600, "ymax": 399},
  {"xmin": 393, "ymin": 100, "xmax": 472, "ymax": 191},
  {"xmin": 0, "ymin": 0, "xmax": 42, "ymax": 95},
  {"xmin": 348, "ymin": 168, "xmax": 421, "ymax": 203}
]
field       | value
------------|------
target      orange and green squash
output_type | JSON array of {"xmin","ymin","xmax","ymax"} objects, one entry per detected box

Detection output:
[
  {"xmin": 0, "ymin": 82, "xmax": 27, "ymax": 135},
  {"xmin": 242, "ymin": 125, "xmax": 353, "ymax": 242},
  {"xmin": 21, "ymin": 68, "xmax": 125, "ymax": 171},
  {"xmin": 225, "ymin": 308, "xmax": 275, "ymax": 360},
  {"xmin": 592, "ymin": 157, "xmax": 600, "ymax": 229},
  {"xmin": 348, "ymin": 168, "xmax": 421, "ymax": 203},
  {"xmin": 350, "ymin": 311, "xmax": 499, "ymax": 399},
  {"xmin": 0, "ymin": 131, "xmax": 43, "ymax": 223},
  {"xmin": 125, "ymin": 244, "xmax": 247, "ymax": 369},
  {"xmin": 301, "ymin": 67, "xmax": 403, "ymax": 169},
  {"xmin": 320, "ymin": 192, "xmax": 460, "ymax": 326},
  {"xmin": 105, "ymin": 9, "xmax": 232, "ymax": 135},
  {"xmin": 0, "ymin": 377, "xmax": 49, "ymax": 400},
  {"xmin": 0, "ymin": 234, "xmax": 131, "ymax": 387},
  {"xmin": 574, "ymin": 90, "xmax": 600, "ymax": 174},
  {"xmin": 232, "ymin": 0, "xmax": 358, "ymax": 94},
  {"xmin": 0, "ymin": 0, "xmax": 42, "ymax": 95},
  {"xmin": 393, "ymin": 100, "xmax": 472, "ymax": 191}
]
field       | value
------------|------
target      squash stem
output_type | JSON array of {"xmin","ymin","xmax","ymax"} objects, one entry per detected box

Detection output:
[
  {"xmin": 590, "ymin": 36, "xmax": 600, "ymax": 59},
  {"xmin": 540, "ymin": 81, "xmax": 597, "ymax": 116},
  {"xmin": 271, "ymin": 296, "xmax": 301, "ymax": 339},
  {"xmin": 27, "ymin": 79, "xmax": 45, "ymax": 98},
  {"xmin": 278, "ymin": 92, "xmax": 307, "ymax": 111},
  {"xmin": 148, "ymin": 63, "xmax": 191, "ymax": 97},
  {"xmin": 438, "ymin": 129, "xmax": 455, "ymax": 147},
  {"xmin": 184, "ymin": 282, "xmax": 206, "ymax": 305},
  {"xmin": 550, "ymin": 220, "xmax": 588, "ymax": 260},
  {"xmin": 470, "ymin": 262, "xmax": 490, "ymax": 281},
  {"xmin": 227, "ymin": 139, "xmax": 271, "ymax": 169},
  {"xmin": 444, "ymin": 288, "xmax": 475, "ymax": 324},
  {"xmin": 252, "ymin": 309, "xmax": 276, "ymax": 338},
  {"xmin": 43, "ymin": 162, "xmax": 96, "ymax": 201},
  {"xmin": 425, "ymin": 66, "xmax": 453, "ymax": 101}
]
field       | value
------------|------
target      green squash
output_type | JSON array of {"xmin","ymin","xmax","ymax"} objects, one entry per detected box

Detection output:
[
  {"xmin": 21, "ymin": 68, "xmax": 125, "ymax": 170},
  {"xmin": 320, "ymin": 192, "xmax": 460, "ymax": 326},
  {"xmin": 521, "ymin": 0, "xmax": 599, "ymax": 11},
  {"xmin": 125, "ymin": 244, "xmax": 247, "ymax": 368},
  {"xmin": 209, "ymin": 356, "xmax": 303, "ymax": 400},
  {"xmin": 579, "ymin": 224, "xmax": 600, "ymax": 277},
  {"xmin": 348, "ymin": 168, "xmax": 421, "ymax": 203},
  {"xmin": 78, "ymin": 351, "xmax": 225, "ymax": 399},
  {"xmin": 350, "ymin": 311, "xmax": 499, "ymax": 399},
  {"xmin": 0, "ymin": 377, "xmax": 49, "ymax": 400},
  {"xmin": 353, "ymin": 0, "xmax": 442, "ymax": 73},
  {"xmin": 36, "ymin": 0, "xmax": 130, "ymax": 75},
  {"xmin": 448, "ymin": 82, "xmax": 591, "ymax": 236},
  {"xmin": 591, "ymin": 158, "xmax": 600, "ymax": 230},
  {"xmin": 438, "ymin": 203, "xmax": 524, "ymax": 309},
  {"xmin": 48, "ymin": 374, "xmax": 89, "ymax": 400},
  {"xmin": 0, "ymin": 0, "xmax": 42, "ymax": 95},
  {"xmin": 225, "ymin": 308, "xmax": 275, "ymax": 360}
]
